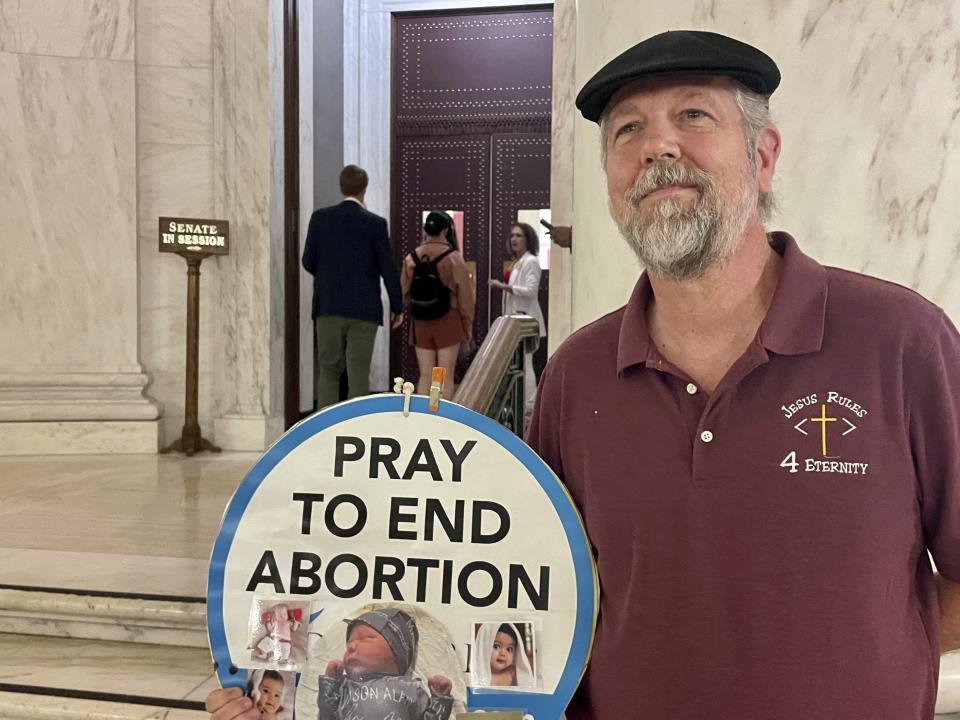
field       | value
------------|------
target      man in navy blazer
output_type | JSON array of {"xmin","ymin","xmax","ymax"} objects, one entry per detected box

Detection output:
[{"xmin": 302, "ymin": 165, "xmax": 403, "ymax": 409}]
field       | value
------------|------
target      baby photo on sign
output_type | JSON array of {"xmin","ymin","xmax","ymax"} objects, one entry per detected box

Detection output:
[
  {"xmin": 247, "ymin": 669, "xmax": 297, "ymax": 720},
  {"xmin": 470, "ymin": 621, "xmax": 537, "ymax": 689},
  {"xmin": 248, "ymin": 597, "xmax": 310, "ymax": 668},
  {"xmin": 301, "ymin": 603, "xmax": 467, "ymax": 720}
]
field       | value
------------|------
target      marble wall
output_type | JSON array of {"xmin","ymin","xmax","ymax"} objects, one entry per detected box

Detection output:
[
  {"xmin": 138, "ymin": 0, "xmax": 285, "ymax": 452},
  {"xmin": 1, "ymin": 0, "xmax": 286, "ymax": 453},
  {"xmin": 0, "ymin": 0, "xmax": 160, "ymax": 453},
  {"xmin": 136, "ymin": 0, "xmax": 217, "ymax": 447},
  {"xmin": 554, "ymin": 0, "xmax": 960, "ymax": 340},
  {"xmin": 547, "ymin": 0, "xmax": 576, "ymax": 354},
  {"xmin": 298, "ymin": 0, "xmax": 315, "ymax": 415},
  {"xmin": 138, "ymin": 0, "xmax": 287, "ymax": 452},
  {"xmin": 210, "ymin": 0, "xmax": 286, "ymax": 450}
]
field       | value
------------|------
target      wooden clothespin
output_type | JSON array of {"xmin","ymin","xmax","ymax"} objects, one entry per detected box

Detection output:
[{"xmin": 427, "ymin": 367, "xmax": 445, "ymax": 412}]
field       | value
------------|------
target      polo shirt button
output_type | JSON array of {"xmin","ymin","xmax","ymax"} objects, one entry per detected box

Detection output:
[
  {"xmin": 700, "ymin": 430, "xmax": 714, "ymax": 443},
  {"xmin": 686, "ymin": 383, "xmax": 698, "ymax": 395}
]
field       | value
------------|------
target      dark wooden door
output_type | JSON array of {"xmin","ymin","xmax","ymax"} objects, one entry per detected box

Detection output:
[
  {"xmin": 393, "ymin": 136, "xmax": 491, "ymax": 381},
  {"xmin": 390, "ymin": 7, "xmax": 553, "ymax": 384}
]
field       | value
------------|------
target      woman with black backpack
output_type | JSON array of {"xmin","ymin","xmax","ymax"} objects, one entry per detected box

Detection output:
[{"xmin": 401, "ymin": 211, "xmax": 475, "ymax": 399}]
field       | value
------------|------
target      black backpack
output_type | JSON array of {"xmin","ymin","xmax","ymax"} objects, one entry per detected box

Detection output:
[{"xmin": 408, "ymin": 247, "xmax": 456, "ymax": 320}]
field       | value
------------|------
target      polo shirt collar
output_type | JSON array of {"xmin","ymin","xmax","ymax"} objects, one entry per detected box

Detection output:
[
  {"xmin": 616, "ymin": 274, "xmax": 655, "ymax": 374},
  {"xmin": 616, "ymin": 231, "xmax": 828, "ymax": 375},
  {"xmin": 758, "ymin": 231, "xmax": 827, "ymax": 356}
]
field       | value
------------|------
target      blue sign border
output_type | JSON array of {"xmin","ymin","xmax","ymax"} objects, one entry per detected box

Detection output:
[{"xmin": 207, "ymin": 395, "xmax": 596, "ymax": 720}]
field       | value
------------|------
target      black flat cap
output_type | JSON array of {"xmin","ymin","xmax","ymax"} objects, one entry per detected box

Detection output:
[{"xmin": 576, "ymin": 30, "xmax": 780, "ymax": 123}]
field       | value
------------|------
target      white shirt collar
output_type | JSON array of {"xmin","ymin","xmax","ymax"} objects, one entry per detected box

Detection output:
[{"xmin": 343, "ymin": 196, "xmax": 364, "ymax": 207}]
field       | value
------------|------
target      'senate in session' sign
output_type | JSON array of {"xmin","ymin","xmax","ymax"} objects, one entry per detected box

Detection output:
[{"xmin": 159, "ymin": 216, "xmax": 230, "ymax": 255}]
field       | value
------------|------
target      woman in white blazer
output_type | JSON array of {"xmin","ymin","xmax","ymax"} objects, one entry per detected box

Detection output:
[{"xmin": 489, "ymin": 222, "xmax": 546, "ymax": 419}]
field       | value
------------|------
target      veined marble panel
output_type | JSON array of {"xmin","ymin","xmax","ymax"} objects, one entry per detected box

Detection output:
[
  {"xmin": 267, "ymin": 0, "xmax": 286, "ymax": 426},
  {"xmin": 137, "ymin": 66, "xmax": 213, "ymax": 145},
  {"xmin": 0, "ymin": 372, "xmax": 160, "ymax": 421},
  {"xmin": 547, "ymin": 0, "xmax": 576, "ymax": 352},
  {"xmin": 138, "ymin": 144, "xmax": 215, "ymax": 221},
  {"xmin": 134, "ymin": 0, "xmax": 218, "ymax": 451},
  {"xmin": 0, "ymin": 51, "xmax": 140, "ymax": 369},
  {"xmin": 770, "ymin": 0, "xmax": 960, "ymax": 321},
  {"xmin": 570, "ymin": 0, "xmax": 960, "ymax": 330},
  {"xmin": 213, "ymin": 414, "xmax": 285, "ymax": 453},
  {"xmin": 298, "ymin": 0, "xmax": 315, "ymax": 414},
  {"xmin": 211, "ymin": 0, "xmax": 285, "ymax": 450},
  {"xmin": 136, "ymin": 0, "xmax": 212, "ymax": 68},
  {"xmin": 0, "ymin": 0, "xmax": 134, "ymax": 60},
  {"xmin": 0, "ymin": 421, "xmax": 159, "ymax": 455}
]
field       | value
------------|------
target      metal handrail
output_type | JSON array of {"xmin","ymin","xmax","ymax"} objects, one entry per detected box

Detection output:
[{"xmin": 454, "ymin": 314, "xmax": 540, "ymax": 416}]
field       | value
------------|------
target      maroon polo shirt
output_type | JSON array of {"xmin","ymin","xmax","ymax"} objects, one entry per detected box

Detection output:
[{"xmin": 528, "ymin": 233, "xmax": 960, "ymax": 719}]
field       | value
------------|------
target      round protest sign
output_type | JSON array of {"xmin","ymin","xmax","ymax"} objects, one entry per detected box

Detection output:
[{"xmin": 208, "ymin": 394, "xmax": 597, "ymax": 720}]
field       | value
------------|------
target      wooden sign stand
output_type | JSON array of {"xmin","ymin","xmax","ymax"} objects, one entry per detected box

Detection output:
[
  {"xmin": 158, "ymin": 216, "xmax": 229, "ymax": 456},
  {"xmin": 160, "ymin": 252, "xmax": 221, "ymax": 456}
]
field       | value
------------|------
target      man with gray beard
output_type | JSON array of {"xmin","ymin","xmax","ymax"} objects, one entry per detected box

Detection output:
[
  {"xmin": 611, "ymin": 161, "xmax": 742, "ymax": 281},
  {"xmin": 527, "ymin": 30, "xmax": 960, "ymax": 720}
]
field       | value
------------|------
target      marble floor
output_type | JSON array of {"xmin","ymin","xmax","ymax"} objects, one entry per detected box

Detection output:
[
  {"xmin": 0, "ymin": 453, "xmax": 254, "ymax": 715},
  {"xmin": 0, "ymin": 453, "xmax": 258, "ymax": 596}
]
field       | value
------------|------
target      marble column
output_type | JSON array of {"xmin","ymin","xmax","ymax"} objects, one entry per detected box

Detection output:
[
  {"xmin": 211, "ymin": 0, "xmax": 286, "ymax": 450},
  {"xmin": 138, "ymin": 0, "xmax": 287, "ymax": 452},
  {"xmin": 298, "ymin": 0, "xmax": 315, "ymax": 415},
  {"xmin": 0, "ymin": 0, "xmax": 160, "ymax": 454},
  {"xmin": 568, "ymin": 0, "xmax": 960, "ymax": 332},
  {"xmin": 547, "ymin": 0, "xmax": 576, "ymax": 354},
  {"xmin": 136, "ymin": 0, "xmax": 217, "ymax": 448}
]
